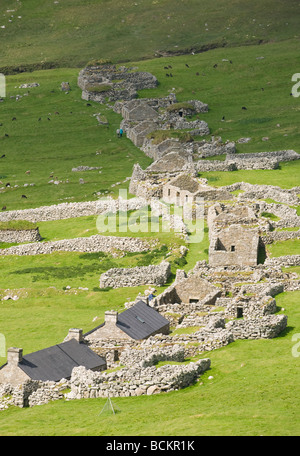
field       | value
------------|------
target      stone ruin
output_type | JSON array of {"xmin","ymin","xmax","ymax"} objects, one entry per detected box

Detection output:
[{"xmin": 78, "ymin": 63, "xmax": 158, "ymax": 103}]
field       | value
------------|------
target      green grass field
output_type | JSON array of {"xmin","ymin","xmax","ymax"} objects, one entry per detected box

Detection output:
[
  {"xmin": 0, "ymin": 0, "xmax": 300, "ymax": 437},
  {"xmin": 0, "ymin": 0, "xmax": 299, "ymax": 71}
]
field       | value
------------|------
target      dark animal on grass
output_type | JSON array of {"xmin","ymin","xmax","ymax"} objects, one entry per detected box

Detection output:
[
  {"xmin": 21, "ymin": 195, "xmax": 27, "ymax": 198},
  {"xmin": 242, "ymin": 106, "xmax": 247, "ymax": 110},
  {"xmin": 1, "ymin": 154, "xmax": 5, "ymax": 158},
  {"xmin": 12, "ymin": 117, "xmax": 16, "ymax": 121},
  {"xmin": 2, "ymin": 206, "xmax": 6, "ymax": 211}
]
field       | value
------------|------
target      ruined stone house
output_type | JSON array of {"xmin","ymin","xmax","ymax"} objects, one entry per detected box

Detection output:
[
  {"xmin": 152, "ymin": 274, "xmax": 222, "ymax": 308},
  {"xmin": 209, "ymin": 224, "xmax": 260, "ymax": 268},
  {"xmin": 162, "ymin": 173, "xmax": 232, "ymax": 206},
  {"xmin": 121, "ymin": 100, "xmax": 159, "ymax": 122},
  {"xmin": 127, "ymin": 120, "xmax": 158, "ymax": 147}
]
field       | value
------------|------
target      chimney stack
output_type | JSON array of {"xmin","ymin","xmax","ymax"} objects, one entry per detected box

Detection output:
[
  {"xmin": 7, "ymin": 347, "xmax": 23, "ymax": 365},
  {"xmin": 104, "ymin": 310, "xmax": 118, "ymax": 326},
  {"xmin": 67, "ymin": 328, "xmax": 83, "ymax": 343}
]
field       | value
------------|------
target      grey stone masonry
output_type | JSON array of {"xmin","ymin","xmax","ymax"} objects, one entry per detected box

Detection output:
[
  {"xmin": 225, "ymin": 314, "xmax": 288, "ymax": 340},
  {"xmin": 0, "ymin": 228, "xmax": 41, "ymax": 243},
  {"xmin": 0, "ymin": 234, "xmax": 152, "ymax": 256},
  {"xmin": 99, "ymin": 261, "xmax": 171, "ymax": 288},
  {"xmin": 67, "ymin": 357, "xmax": 211, "ymax": 399},
  {"xmin": 78, "ymin": 64, "xmax": 158, "ymax": 103},
  {"xmin": 0, "ymin": 197, "xmax": 146, "ymax": 223}
]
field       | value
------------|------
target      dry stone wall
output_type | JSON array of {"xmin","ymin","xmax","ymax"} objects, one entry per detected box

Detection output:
[
  {"xmin": 0, "ymin": 198, "xmax": 146, "ymax": 223},
  {"xmin": 0, "ymin": 234, "xmax": 152, "ymax": 256},
  {"xmin": 225, "ymin": 314, "xmax": 288, "ymax": 340},
  {"xmin": 99, "ymin": 261, "xmax": 171, "ymax": 288},
  {"xmin": 0, "ymin": 228, "xmax": 41, "ymax": 243},
  {"xmin": 67, "ymin": 358, "xmax": 211, "ymax": 399}
]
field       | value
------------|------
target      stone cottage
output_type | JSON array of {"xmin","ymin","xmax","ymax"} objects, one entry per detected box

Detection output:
[
  {"xmin": 84, "ymin": 300, "xmax": 170, "ymax": 344},
  {"xmin": 0, "ymin": 334, "xmax": 106, "ymax": 387},
  {"xmin": 162, "ymin": 173, "xmax": 232, "ymax": 206},
  {"xmin": 121, "ymin": 100, "xmax": 159, "ymax": 122}
]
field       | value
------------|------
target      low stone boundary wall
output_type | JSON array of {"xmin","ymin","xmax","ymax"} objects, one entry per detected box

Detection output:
[
  {"xmin": 260, "ymin": 230, "xmax": 300, "ymax": 244},
  {"xmin": 67, "ymin": 358, "xmax": 211, "ymax": 399},
  {"xmin": 0, "ymin": 379, "xmax": 70, "ymax": 409},
  {"xmin": 28, "ymin": 380, "xmax": 70, "ymax": 408},
  {"xmin": 0, "ymin": 228, "xmax": 41, "ymax": 243},
  {"xmin": 119, "ymin": 345, "xmax": 185, "ymax": 368},
  {"xmin": 264, "ymin": 255, "xmax": 300, "ymax": 267},
  {"xmin": 0, "ymin": 234, "xmax": 151, "ymax": 256},
  {"xmin": 196, "ymin": 150, "xmax": 299, "ymax": 172},
  {"xmin": 0, "ymin": 197, "xmax": 146, "ymax": 223},
  {"xmin": 99, "ymin": 261, "xmax": 171, "ymax": 288},
  {"xmin": 225, "ymin": 314, "xmax": 287, "ymax": 340},
  {"xmin": 227, "ymin": 150, "xmax": 299, "ymax": 162}
]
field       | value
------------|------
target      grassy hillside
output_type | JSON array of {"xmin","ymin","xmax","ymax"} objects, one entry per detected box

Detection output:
[
  {"xmin": 0, "ymin": 39, "xmax": 299, "ymax": 212},
  {"xmin": 0, "ymin": 0, "xmax": 299, "ymax": 71},
  {"xmin": 0, "ymin": 0, "xmax": 299, "ymax": 438}
]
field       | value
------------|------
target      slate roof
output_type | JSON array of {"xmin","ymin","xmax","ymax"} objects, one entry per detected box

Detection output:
[
  {"xmin": 85, "ymin": 301, "xmax": 169, "ymax": 341},
  {"xmin": 17, "ymin": 339, "xmax": 106, "ymax": 382}
]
